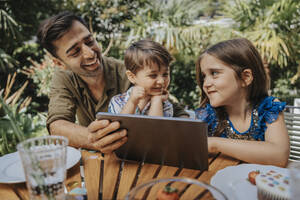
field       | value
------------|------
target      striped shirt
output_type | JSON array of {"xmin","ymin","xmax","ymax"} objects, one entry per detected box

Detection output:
[{"xmin": 108, "ymin": 87, "xmax": 174, "ymax": 117}]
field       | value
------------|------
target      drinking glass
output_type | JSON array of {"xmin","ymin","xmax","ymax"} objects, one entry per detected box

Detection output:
[
  {"xmin": 17, "ymin": 136, "xmax": 68, "ymax": 200},
  {"xmin": 125, "ymin": 177, "xmax": 227, "ymax": 200},
  {"xmin": 288, "ymin": 161, "xmax": 300, "ymax": 200}
]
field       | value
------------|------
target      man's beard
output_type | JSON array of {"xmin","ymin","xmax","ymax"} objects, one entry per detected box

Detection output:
[{"xmin": 79, "ymin": 64, "xmax": 102, "ymax": 77}]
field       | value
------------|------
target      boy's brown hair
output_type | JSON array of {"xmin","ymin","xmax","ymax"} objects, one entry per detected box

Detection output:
[{"xmin": 124, "ymin": 39, "xmax": 173, "ymax": 73}]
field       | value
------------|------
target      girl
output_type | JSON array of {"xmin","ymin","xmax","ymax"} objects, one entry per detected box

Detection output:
[{"xmin": 195, "ymin": 38, "xmax": 290, "ymax": 167}]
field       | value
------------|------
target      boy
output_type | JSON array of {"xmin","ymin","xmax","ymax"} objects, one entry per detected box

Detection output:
[{"xmin": 108, "ymin": 40, "xmax": 174, "ymax": 117}]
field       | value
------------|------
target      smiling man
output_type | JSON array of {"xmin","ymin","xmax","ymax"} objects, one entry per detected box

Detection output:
[{"xmin": 37, "ymin": 12, "xmax": 187, "ymax": 153}]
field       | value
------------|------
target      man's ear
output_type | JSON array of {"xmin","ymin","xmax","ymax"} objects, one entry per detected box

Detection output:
[
  {"xmin": 241, "ymin": 68, "xmax": 253, "ymax": 87},
  {"xmin": 52, "ymin": 56, "xmax": 68, "ymax": 70},
  {"xmin": 125, "ymin": 70, "xmax": 136, "ymax": 84}
]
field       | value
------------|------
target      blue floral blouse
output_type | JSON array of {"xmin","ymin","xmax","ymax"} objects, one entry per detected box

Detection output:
[{"xmin": 195, "ymin": 96, "xmax": 286, "ymax": 141}]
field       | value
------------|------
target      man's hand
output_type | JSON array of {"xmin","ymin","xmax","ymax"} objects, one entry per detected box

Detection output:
[{"xmin": 87, "ymin": 120, "xmax": 127, "ymax": 153}]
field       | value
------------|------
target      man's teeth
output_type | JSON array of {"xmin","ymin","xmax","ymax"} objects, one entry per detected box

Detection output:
[{"xmin": 84, "ymin": 61, "xmax": 96, "ymax": 66}]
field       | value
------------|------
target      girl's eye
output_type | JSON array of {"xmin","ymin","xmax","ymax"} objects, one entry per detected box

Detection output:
[
  {"xmin": 163, "ymin": 73, "xmax": 169, "ymax": 77},
  {"xmin": 212, "ymin": 71, "xmax": 219, "ymax": 76}
]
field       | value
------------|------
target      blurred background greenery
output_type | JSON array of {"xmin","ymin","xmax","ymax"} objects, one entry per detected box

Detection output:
[{"xmin": 1, "ymin": 0, "xmax": 300, "ymax": 155}]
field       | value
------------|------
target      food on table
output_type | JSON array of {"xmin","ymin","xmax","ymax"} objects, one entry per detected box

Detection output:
[
  {"xmin": 157, "ymin": 185, "xmax": 179, "ymax": 200},
  {"xmin": 255, "ymin": 170, "xmax": 290, "ymax": 200},
  {"xmin": 248, "ymin": 170, "xmax": 260, "ymax": 185}
]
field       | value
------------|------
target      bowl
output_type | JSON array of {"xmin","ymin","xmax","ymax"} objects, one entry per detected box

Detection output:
[{"xmin": 125, "ymin": 177, "xmax": 228, "ymax": 200}]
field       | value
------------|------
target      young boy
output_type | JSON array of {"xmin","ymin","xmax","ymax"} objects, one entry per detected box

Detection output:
[{"xmin": 108, "ymin": 39, "xmax": 174, "ymax": 117}]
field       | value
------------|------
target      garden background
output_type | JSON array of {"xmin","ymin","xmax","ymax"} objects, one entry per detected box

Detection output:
[{"xmin": 1, "ymin": 0, "xmax": 300, "ymax": 155}]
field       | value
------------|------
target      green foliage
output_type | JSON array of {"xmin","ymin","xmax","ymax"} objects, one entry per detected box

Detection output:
[
  {"xmin": 0, "ymin": 8, "xmax": 20, "ymax": 73},
  {"xmin": 13, "ymin": 42, "xmax": 45, "ymax": 70},
  {"xmin": 0, "ymin": 8, "xmax": 21, "ymax": 51},
  {"xmin": 224, "ymin": 0, "xmax": 300, "ymax": 67},
  {"xmin": 0, "ymin": 48, "xmax": 19, "ymax": 73},
  {"xmin": 123, "ymin": 0, "xmax": 205, "ymax": 50},
  {"xmin": 0, "ymin": 74, "xmax": 47, "ymax": 156},
  {"xmin": 4, "ymin": 0, "xmax": 78, "ymax": 50},
  {"xmin": 223, "ymin": 0, "xmax": 300, "ymax": 103},
  {"xmin": 271, "ymin": 70, "xmax": 300, "ymax": 105},
  {"xmin": 169, "ymin": 54, "xmax": 200, "ymax": 109},
  {"xmin": 21, "ymin": 53, "xmax": 58, "ymax": 97},
  {"xmin": 75, "ymin": 0, "xmax": 148, "ymax": 47},
  {"xmin": 0, "ymin": 97, "xmax": 47, "ymax": 156}
]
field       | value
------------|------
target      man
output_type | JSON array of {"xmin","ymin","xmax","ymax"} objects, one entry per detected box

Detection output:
[{"xmin": 37, "ymin": 12, "xmax": 188, "ymax": 153}]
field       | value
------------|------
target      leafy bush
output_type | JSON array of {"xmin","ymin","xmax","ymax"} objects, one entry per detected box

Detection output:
[
  {"xmin": 272, "ymin": 77, "xmax": 299, "ymax": 105},
  {"xmin": 0, "ymin": 73, "xmax": 47, "ymax": 156},
  {"xmin": 21, "ymin": 53, "xmax": 57, "ymax": 97},
  {"xmin": 169, "ymin": 53, "xmax": 200, "ymax": 109}
]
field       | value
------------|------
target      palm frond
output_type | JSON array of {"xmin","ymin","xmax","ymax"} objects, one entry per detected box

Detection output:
[
  {"xmin": 0, "ymin": 48, "xmax": 18, "ymax": 72},
  {"xmin": 0, "ymin": 92, "xmax": 25, "ymax": 142},
  {"xmin": 0, "ymin": 9, "xmax": 19, "ymax": 39}
]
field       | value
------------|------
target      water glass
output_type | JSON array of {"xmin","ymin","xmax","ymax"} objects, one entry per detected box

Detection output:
[
  {"xmin": 17, "ymin": 136, "xmax": 68, "ymax": 200},
  {"xmin": 288, "ymin": 161, "xmax": 300, "ymax": 200}
]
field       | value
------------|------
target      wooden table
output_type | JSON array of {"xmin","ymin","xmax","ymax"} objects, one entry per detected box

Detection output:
[{"xmin": 0, "ymin": 151, "xmax": 241, "ymax": 199}]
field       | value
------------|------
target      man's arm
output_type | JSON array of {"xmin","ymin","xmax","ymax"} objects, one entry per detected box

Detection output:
[{"xmin": 49, "ymin": 119, "xmax": 127, "ymax": 153}]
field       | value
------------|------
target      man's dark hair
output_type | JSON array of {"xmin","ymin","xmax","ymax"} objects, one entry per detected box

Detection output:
[{"xmin": 37, "ymin": 11, "xmax": 88, "ymax": 58}]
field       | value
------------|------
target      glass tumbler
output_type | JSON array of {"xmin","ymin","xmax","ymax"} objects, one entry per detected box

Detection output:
[
  {"xmin": 125, "ymin": 177, "xmax": 227, "ymax": 200},
  {"xmin": 17, "ymin": 136, "xmax": 68, "ymax": 200}
]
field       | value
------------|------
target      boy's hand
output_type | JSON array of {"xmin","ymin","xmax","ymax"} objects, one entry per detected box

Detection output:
[
  {"xmin": 150, "ymin": 89, "xmax": 169, "ymax": 103},
  {"xmin": 161, "ymin": 90, "xmax": 169, "ymax": 102},
  {"xmin": 129, "ymin": 86, "xmax": 146, "ymax": 104}
]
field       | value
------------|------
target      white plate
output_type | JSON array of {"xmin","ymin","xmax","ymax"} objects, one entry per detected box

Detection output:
[
  {"xmin": 210, "ymin": 164, "xmax": 288, "ymax": 200},
  {"xmin": 0, "ymin": 146, "xmax": 81, "ymax": 183}
]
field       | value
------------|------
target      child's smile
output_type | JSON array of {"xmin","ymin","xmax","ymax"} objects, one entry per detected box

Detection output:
[{"xmin": 131, "ymin": 64, "xmax": 170, "ymax": 96}]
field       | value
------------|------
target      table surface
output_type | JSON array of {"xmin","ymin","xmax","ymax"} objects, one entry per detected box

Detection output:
[{"xmin": 0, "ymin": 150, "xmax": 241, "ymax": 200}]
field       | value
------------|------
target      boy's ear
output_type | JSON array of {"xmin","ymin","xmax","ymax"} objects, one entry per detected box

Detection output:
[
  {"xmin": 241, "ymin": 68, "xmax": 253, "ymax": 87},
  {"xmin": 126, "ymin": 70, "xmax": 136, "ymax": 84}
]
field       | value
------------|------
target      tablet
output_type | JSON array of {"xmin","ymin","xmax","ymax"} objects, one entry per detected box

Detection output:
[{"xmin": 96, "ymin": 112, "xmax": 208, "ymax": 170}]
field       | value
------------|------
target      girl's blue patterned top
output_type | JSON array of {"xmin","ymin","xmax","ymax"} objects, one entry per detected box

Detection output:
[{"xmin": 194, "ymin": 96, "xmax": 286, "ymax": 141}]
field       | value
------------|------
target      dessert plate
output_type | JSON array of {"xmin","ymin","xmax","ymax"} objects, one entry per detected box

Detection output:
[
  {"xmin": 0, "ymin": 146, "xmax": 81, "ymax": 183},
  {"xmin": 210, "ymin": 164, "xmax": 288, "ymax": 200}
]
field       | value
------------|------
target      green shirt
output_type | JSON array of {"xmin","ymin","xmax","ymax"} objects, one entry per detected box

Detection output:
[{"xmin": 47, "ymin": 56, "xmax": 187, "ymax": 129}]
